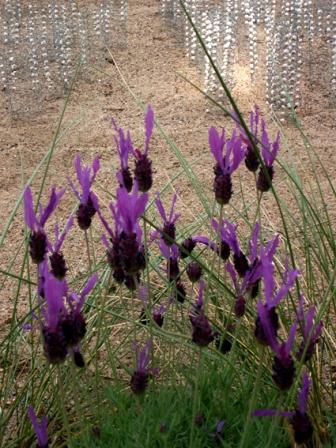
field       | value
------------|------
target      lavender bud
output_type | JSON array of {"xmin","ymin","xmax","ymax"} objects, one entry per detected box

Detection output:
[
  {"xmin": 61, "ymin": 312, "xmax": 86, "ymax": 347},
  {"xmin": 168, "ymin": 258, "xmax": 180, "ymax": 281},
  {"xmin": 234, "ymin": 296, "xmax": 246, "ymax": 317},
  {"xmin": 42, "ymin": 327, "xmax": 67, "ymax": 364},
  {"xmin": 29, "ymin": 231, "xmax": 47, "ymax": 264},
  {"xmin": 121, "ymin": 167, "xmax": 133, "ymax": 192},
  {"xmin": 220, "ymin": 240, "xmax": 230, "ymax": 261},
  {"xmin": 134, "ymin": 154, "xmax": 152, "ymax": 192},
  {"xmin": 49, "ymin": 252, "xmax": 67, "ymax": 279},
  {"xmin": 257, "ymin": 166, "xmax": 274, "ymax": 192},
  {"xmin": 162, "ymin": 222, "xmax": 176, "ymax": 246},
  {"xmin": 180, "ymin": 237, "xmax": 196, "ymax": 258},
  {"xmin": 272, "ymin": 355, "xmax": 295, "ymax": 390},
  {"xmin": 255, "ymin": 307, "xmax": 279, "ymax": 345},
  {"xmin": 233, "ymin": 251, "xmax": 249, "ymax": 277},
  {"xmin": 213, "ymin": 173, "xmax": 233, "ymax": 205},
  {"xmin": 290, "ymin": 411, "xmax": 313, "ymax": 445},
  {"xmin": 130, "ymin": 370, "xmax": 149, "ymax": 394},
  {"xmin": 119, "ymin": 232, "xmax": 140, "ymax": 275},
  {"xmin": 245, "ymin": 145, "xmax": 260, "ymax": 172},
  {"xmin": 187, "ymin": 262, "xmax": 202, "ymax": 283},
  {"xmin": 190, "ymin": 313, "xmax": 214, "ymax": 347},
  {"xmin": 76, "ymin": 195, "xmax": 97, "ymax": 230},
  {"xmin": 296, "ymin": 340, "xmax": 316, "ymax": 363}
]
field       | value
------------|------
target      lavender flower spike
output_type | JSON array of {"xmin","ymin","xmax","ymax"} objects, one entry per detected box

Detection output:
[
  {"xmin": 253, "ymin": 372, "xmax": 313, "ymax": 444},
  {"xmin": 296, "ymin": 295, "xmax": 323, "ymax": 362},
  {"xmin": 155, "ymin": 191, "xmax": 181, "ymax": 247},
  {"xmin": 24, "ymin": 186, "xmax": 65, "ymax": 264},
  {"xmin": 49, "ymin": 216, "xmax": 74, "ymax": 279},
  {"xmin": 28, "ymin": 405, "xmax": 48, "ymax": 448},
  {"xmin": 256, "ymin": 119, "xmax": 280, "ymax": 192},
  {"xmin": 209, "ymin": 127, "xmax": 244, "ymax": 204},
  {"xmin": 130, "ymin": 340, "xmax": 158, "ymax": 394},
  {"xmin": 133, "ymin": 105, "xmax": 154, "ymax": 192},
  {"xmin": 242, "ymin": 106, "xmax": 261, "ymax": 172},
  {"xmin": 69, "ymin": 154, "xmax": 100, "ymax": 230},
  {"xmin": 113, "ymin": 120, "xmax": 134, "ymax": 192},
  {"xmin": 189, "ymin": 280, "xmax": 214, "ymax": 347}
]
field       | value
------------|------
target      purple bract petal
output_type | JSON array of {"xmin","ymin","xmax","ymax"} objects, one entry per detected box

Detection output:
[
  {"xmin": 28, "ymin": 405, "xmax": 48, "ymax": 448},
  {"xmin": 40, "ymin": 187, "xmax": 65, "ymax": 227},
  {"xmin": 298, "ymin": 371, "xmax": 311, "ymax": 414},
  {"xmin": 23, "ymin": 187, "xmax": 38, "ymax": 230},
  {"xmin": 144, "ymin": 105, "xmax": 154, "ymax": 154}
]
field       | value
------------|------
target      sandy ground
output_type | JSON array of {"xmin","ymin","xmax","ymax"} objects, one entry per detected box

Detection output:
[{"xmin": 0, "ymin": 0, "xmax": 335, "ymax": 327}]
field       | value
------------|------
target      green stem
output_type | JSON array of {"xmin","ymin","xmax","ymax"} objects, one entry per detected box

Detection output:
[
  {"xmin": 239, "ymin": 347, "xmax": 264, "ymax": 448},
  {"xmin": 189, "ymin": 348, "xmax": 203, "ymax": 448}
]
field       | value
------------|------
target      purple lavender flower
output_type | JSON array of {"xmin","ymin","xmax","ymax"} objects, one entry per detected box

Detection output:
[
  {"xmin": 69, "ymin": 154, "xmax": 100, "ymax": 230},
  {"xmin": 155, "ymin": 192, "xmax": 180, "ymax": 247},
  {"xmin": 256, "ymin": 120, "xmax": 280, "ymax": 192},
  {"xmin": 41, "ymin": 263, "xmax": 97, "ymax": 364},
  {"xmin": 186, "ymin": 261, "xmax": 202, "ymax": 283},
  {"xmin": 189, "ymin": 281, "xmax": 214, "ymax": 347},
  {"xmin": 296, "ymin": 295, "xmax": 323, "ymax": 362},
  {"xmin": 133, "ymin": 106, "xmax": 154, "ymax": 192},
  {"xmin": 49, "ymin": 216, "xmax": 74, "ymax": 279},
  {"xmin": 179, "ymin": 237, "xmax": 196, "ymax": 259},
  {"xmin": 211, "ymin": 419, "xmax": 226, "ymax": 444},
  {"xmin": 130, "ymin": 340, "xmax": 158, "ymax": 394},
  {"xmin": 240, "ymin": 106, "xmax": 261, "ymax": 172},
  {"xmin": 212, "ymin": 219, "xmax": 248, "ymax": 277},
  {"xmin": 28, "ymin": 405, "xmax": 48, "ymax": 448},
  {"xmin": 24, "ymin": 186, "xmax": 65, "ymax": 264},
  {"xmin": 113, "ymin": 119, "xmax": 134, "ymax": 192},
  {"xmin": 255, "ymin": 257, "xmax": 299, "ymax": 346},
  {"xmin": 253, "ymin": 372, "xmax": 313, "ymax": 444},
  {"xmin": 117, "ymin": 183, "xmax": 148, "ymax": 278},
  {"xmin": 209, "ymin": 127, "xmax": 244, "ymax": 204}
]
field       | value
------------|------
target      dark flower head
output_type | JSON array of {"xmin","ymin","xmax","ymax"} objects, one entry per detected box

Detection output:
[
  {"xmin": 180, "ymin": 237, "xmax": 196, "ymax": 258},
  {"xmin": 61, "ymin": 311, "xmax": 86, "ymax": 347},
  {"xmin": 195, "ymin": 414, "xmax": 205, "ymax": 426},
  {"xmin": 253, "ymin": 372, "xmax": 313, "ymax": 445},
  {"xmin": 234, "ymin": 296, "xmax": 246, "ymax": 318},
  {"xmin": 24, "ymin": 186, "xmax": 65, "ymax": 264},
  {"xmin": 233, "ymin": 251, "xmax": 249, "ymax": 277},
  {"xmin": 133, "ymin": 106, "xmax": 154, "ymax": 192},
  {"xmin": 256, "ymin": 119, "xmax": 280, "ymax": 192},
  {"xmin": 209, "ymin": 127, "xmax": 244, "ymax": 204},
  {"xmin": 112, "ymin": 119, "xmax": 134, "ymax": 192},
  {"xmin": 220, "ymin": 240, "xmax": 230, "ymax": 260},
  {"xmin": 28, "ymin": 405, "xmax": 48, "ymax": 448},
  {"xmin": 124, "ymin": 274, "xmax": 140, "ymax": 291},
  {"xmin": 254, "ymin": 306, "xmax": 279, "ymax": 345},
  {"xmin": 49, "ymin": 252, "xmax": 67, "ymax": 279},
  {"xmin": 69, "ymin": 154, "xmax": 100, "ymax": 230},
  {"xmin": 238, "ymin": 106, "xmax": 261, "ymax": 172},
  {"xmin": 257, "ymin": 165, "xmax": 274, "ymax": 192},
  {"xmin": 130, "ymin": 340, "xmax": 158, "ymax": 394},
  {"xmin": 155, "ymin": 191, "xmax": 180, "ymax": 247},
  {"xmin": 49, "ymin": 216, "xmax": 74, "ymax": 279},
  {"xmin": 42, "ymin": 326, "xmax": 68, "ymax": 364},
  {"xmin": 187, "ymin": 261, "xmax": 202, "ymax": 283},
  {"xmin": 272, "ymin": 349, "xmax": 296, "ymax": 390},
  {"xmin": 41, "ymin": 265, "xmax": 97, "ymax": 363},
  {"xmin": 190, "ymin": 281, "xmax": 214, "ymax": 347}
]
